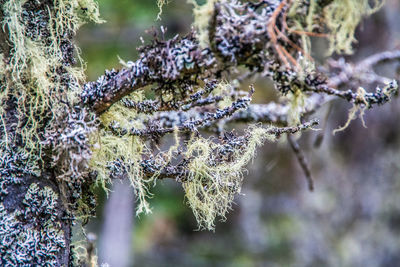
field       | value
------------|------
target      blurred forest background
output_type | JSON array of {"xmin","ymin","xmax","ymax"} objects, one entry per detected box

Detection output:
[{"xmin": 76, "ymin": 0, "xmax": 400, "ymax": 266}]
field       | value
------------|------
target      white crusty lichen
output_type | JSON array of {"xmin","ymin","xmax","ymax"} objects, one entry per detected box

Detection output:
[
  {"xmin": 0, "ymin": 184, "xmax": 65, "ymax": 266},
  {"xmin": 22, "ymin": 183, "xmax": 60, "ymax": 220}
]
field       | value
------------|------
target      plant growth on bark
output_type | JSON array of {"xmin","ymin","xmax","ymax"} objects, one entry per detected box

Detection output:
[{"xmin": 0, "ymin": 0, "xmax": 398, "ymax": 265}]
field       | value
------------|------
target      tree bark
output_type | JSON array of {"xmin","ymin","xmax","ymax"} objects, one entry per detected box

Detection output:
[{"xmin": 0, "ymin": 1, "xmax": 96, "ymax": 265}]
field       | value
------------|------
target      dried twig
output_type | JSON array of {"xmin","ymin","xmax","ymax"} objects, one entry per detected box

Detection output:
[{"xmin": 287, "ymin": 134, "xmax": 314, "ymax": 191}]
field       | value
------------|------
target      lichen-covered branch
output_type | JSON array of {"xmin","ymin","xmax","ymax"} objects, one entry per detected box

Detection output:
[
  {"xmin": 138, "ymin": 119, "xmax": 318, "ymax": 179},
  {"xmin": 82, "ymin": 33, "xmax": 216, "ymax": 114},
  {"xmin": 327, "ymin": 50, "xmax": 400, "ymax": 87},
  {"xmin": 82, "ymin": 0, "xmax": 398, "ymax": 231},
  {"xmin": 303, "ymin": 79, "xmax": 398, "ymax": 107}
]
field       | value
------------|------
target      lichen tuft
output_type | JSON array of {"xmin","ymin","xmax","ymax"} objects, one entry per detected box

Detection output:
[
  {"xmin": 89, "ymin": 95, "xmax": 154, "ymax": 215},
  {"xmin": 182, "ymin": 126, "xmax": 275, "ymax": 230}
]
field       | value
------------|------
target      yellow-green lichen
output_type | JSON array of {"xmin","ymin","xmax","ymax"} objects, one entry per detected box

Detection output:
[
  {"xmin": 212, "ymin": 80, "xmax": 234, "ymax": 108},
  {"xmin": 288, "ymin": 0, "xmax": 384, "ymax": 56},
  {"xmin": 324, "ymin": 0, "xmax": 383, "ymax": 55},
  {"xmin": 187, "ymin": 0, "xmax": 217, "ymax": 48},
  {"xmin": 287, "ymin": 0, "xmax": 316, "ymax": 60},
  {"xmin": 89, "ymin": 89, "xmax": 283, "ymax": 230},
  {"xmin": 89, "ymin": 94, "xmax": 154, "ymax": 215},
  {"xmin": 333, "ymin": 87, "xmax": 368, "ymax": 134},
  {"xmin": 287, "ymin": 87, "xmax": 307, "ymax": 126},
  {"xmin": 182, "ymin": 126, "xmax": 276, "ymax": 230},
  {"xmin": 156, "ymin": 0, "xmax": 168, "ymax": 20}
]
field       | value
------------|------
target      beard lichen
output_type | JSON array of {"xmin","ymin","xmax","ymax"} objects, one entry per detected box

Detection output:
[
  {"xmin": 333, "ymin": 86, "xmax": 369, "ymax": 134},
  {"xmin": 88, "ymin": 83, "xmax": 283, "ymax": 230},
  {"xmin": 288, "ymin": 0, "xmax": 384, "ymax": 56},
  {"xmin": 182, "ymin": 126, "xmax": 276, "ymax": 230},
  {"xmin": 288, "ymin": 88, "xmax": 306, "ymax": 125},
  {"xmin": 89, "ymin": 93, "xmax": 154, "ymax": 215},
  {"xmin": 323, "ymin": 0, "xmax": 384, "ymax": 55},
  {"xmin": 156, "ymin": 0, "xmax": 168, "ymax": 20}
]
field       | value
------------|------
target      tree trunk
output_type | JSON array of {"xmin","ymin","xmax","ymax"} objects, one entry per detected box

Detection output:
[{"xmin": 0, "ymin": 1, "xmax": 100, "ymax": 265}]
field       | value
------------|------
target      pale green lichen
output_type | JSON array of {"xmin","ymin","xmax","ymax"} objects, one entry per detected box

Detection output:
[
  {"xmin": 333, "ymin": 87, "xmax": 368, "ymax": 134},
  {"xmin": 187, "ymin": 0, "xmax": 217, "ymax": 48},
  {"xmin": 288, "ymin": 0, "xmax": 384, "ymax": 56},
  {"xmin": 212, "ymin": 80, "xmax": 234, "ymax": 109},
  {"xmin": 0, "ymin": 2, "xmax": 103, "ymax": 262},
  {"xmin": 89, "ymin": 94, "xmax": 154, "ymax": 215},
  {"xmin": 332, "ymin": 81, "xmax": 398, "ymax": 134},
  {"xmin": 156, "ymin": 0, "xmax": 168, "ymax": 20},
  {"xmin": 287, "ymin": 0, "xmax": 316, "ymax": 60},
  {"xmin": 324, "ymin": 0, "xmax": 384, "ymax": 55},
  {"xmin": 182, "ymin": 126, "xmax": 276, "ymax": 230},
  {"xmin": 288, "ymin": 88, "xmax": 306, "ymax": 125},
  {"xmin": 89, "ymin": 85, "xmax": 283, "ymax": 230}
]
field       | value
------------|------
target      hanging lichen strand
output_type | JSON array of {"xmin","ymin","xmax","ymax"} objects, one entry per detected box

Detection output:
[
  {"xmin": 0, "ymin": 0, "xmax": 104, "ymax": 200},
  {"xmin": 182, "ymin": 127, "xmax": 277, "ymax": 230},
  {"xmin": 288, "ymin": 0, "xmax": 384, "ymax": 55},
  {"xmin": 89, "ymin": 92, "xmax": 153, "ymax": 215}
]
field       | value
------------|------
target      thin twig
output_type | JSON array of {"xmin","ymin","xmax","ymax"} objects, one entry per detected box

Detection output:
[{"xmin": 287, "ymin": 134, "xmax": 314, "ymax": 191}]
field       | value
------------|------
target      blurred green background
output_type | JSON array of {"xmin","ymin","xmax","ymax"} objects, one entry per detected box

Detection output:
[{"xmin": 76, "ymin": 1, "xmax": 400, "ymax": 266}]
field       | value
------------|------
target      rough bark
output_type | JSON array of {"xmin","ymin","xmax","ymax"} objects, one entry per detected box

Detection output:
[{"xmin": 0, "ymin": 1, "xmax": 96, "ymax": 265}]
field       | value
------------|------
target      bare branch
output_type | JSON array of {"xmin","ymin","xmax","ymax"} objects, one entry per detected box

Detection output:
[
  {"xmin": 287, "ymin": 134, "xmax": 314, "ymax": 191},
  {"xmin": 327, "ymin": 50, "xmax": 400, "ymax": 87}
]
